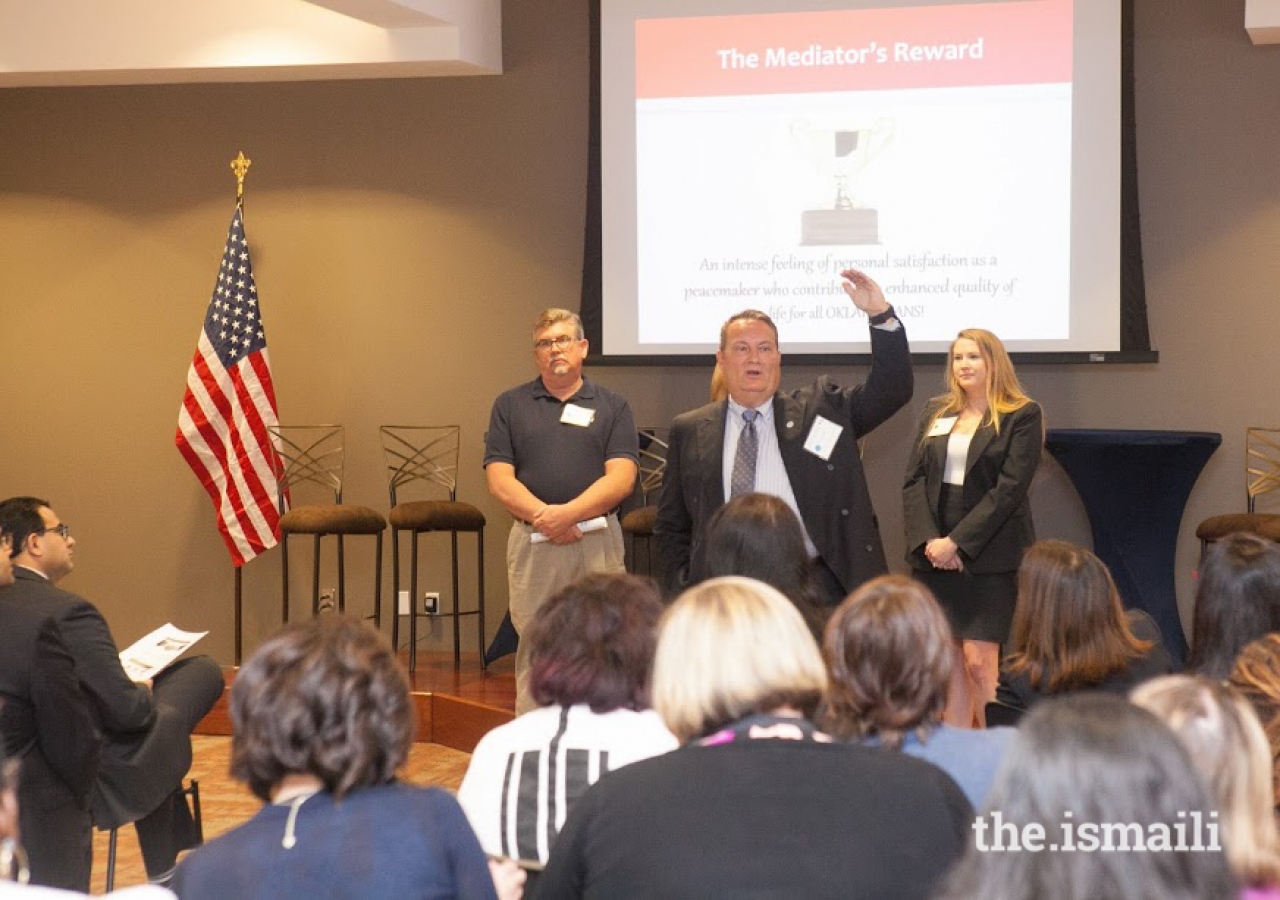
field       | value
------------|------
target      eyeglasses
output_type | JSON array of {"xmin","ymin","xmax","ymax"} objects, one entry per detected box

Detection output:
[
  {"xmin": 39, "ymin": 523, "xmax": 71, "ymax": 541},
  {"xmin": 534, "ymin": 335, "xmax": 580, "ymax": 353}
]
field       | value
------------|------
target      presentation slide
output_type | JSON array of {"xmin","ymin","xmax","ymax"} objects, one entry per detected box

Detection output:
[{"xmin": 600, "ymin": 0, "xmax": 1121, "ymax": 357}]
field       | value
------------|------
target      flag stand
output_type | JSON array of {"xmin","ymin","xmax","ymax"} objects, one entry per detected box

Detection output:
[{"xmin": 234, "ymin": 566, "xmax": 243, "ymax": 666}]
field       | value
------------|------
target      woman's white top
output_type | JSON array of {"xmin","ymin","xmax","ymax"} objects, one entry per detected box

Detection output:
[{"xmin": 943, "ymin": 430, "xmax": 974, "ymax": 486}]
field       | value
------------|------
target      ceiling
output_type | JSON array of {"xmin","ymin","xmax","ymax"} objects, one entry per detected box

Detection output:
[
  {"xmin": 1248, "ymin": 0, "xmax": 1280, "ymax": 43},
  {"xmin": 0, "ymin": 0, "xmax": 502, "ymax": 87}
]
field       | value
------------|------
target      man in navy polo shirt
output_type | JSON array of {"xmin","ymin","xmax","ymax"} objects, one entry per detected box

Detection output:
[{"xmin": 484, "ymin": 309, "xmax": 639, "ymax": 714}]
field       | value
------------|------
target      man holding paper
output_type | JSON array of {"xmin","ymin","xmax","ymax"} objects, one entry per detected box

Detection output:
[
  {"xmin": 655, "ymin": 269, "xmax": 913, "ymax": 608},
  {"xmin": 485, "ymin": 309, "xmax": 639, "ymax": 714},
  {"xmin": 0, "ymin": 496, "xmax": 224, "ymax": 886}
]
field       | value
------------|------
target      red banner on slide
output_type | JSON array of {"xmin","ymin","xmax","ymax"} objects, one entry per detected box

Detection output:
[{"xmin": 636, "ymin": 0, "xmax": 1072, "ymax": 99}]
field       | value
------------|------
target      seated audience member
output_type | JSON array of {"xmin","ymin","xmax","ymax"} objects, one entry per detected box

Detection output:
[
  {"xmin": 172, "ymin": 616, "xmax": 503, "ymax": 900},
  {"xmin": 822, "ymin": 575, "xmax": 1014, "ymax": 808},
  {"xmin": 0, "ymin": 743, "xmax": 171, "ymax": 897},
  {"xmin": 1132, "ymin": 675, "xmax": 1280, "ymax": 895},
  {"xmin": 702, "ymin": 493, "xmax": 825, "ymax": 636},
  {"xmin": 0, "ymin": 526, "xmax": 102, "ymax": 891},
  {"xmin": 1189, "ymin": 532, "xmax": 1280, "ymax": 680},
  {"xmin": 996, "ymin": 540, "xmax": 1171, "ymax": 717},
  {"xmin": 537, "ymin": 576, "xmax": 972, "ymax": 900},
  {"xmin": 1230, "ymin": 633, "xmax": 1280, "ymax": 814},
  {"xmin": 0, "ymin": 497, "xmax": 224, "ymax": 886},
  {"xmin": 936, "ymin": 693, "xmax": 1236, "ymax": 900},
  {"xmin": 457, "ymin": 573, "xmax": 676, "ymax": 868}
]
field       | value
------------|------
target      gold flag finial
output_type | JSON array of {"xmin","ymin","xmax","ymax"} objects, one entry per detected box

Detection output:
[{"xmin": 230, "ymin": 152, "xmax": 251, "ymax": 201}]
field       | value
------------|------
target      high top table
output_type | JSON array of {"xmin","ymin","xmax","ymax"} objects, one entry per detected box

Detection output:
[{"xmin": 1044, "ymin": 429, "xmax": 1222, "ymax": 669}]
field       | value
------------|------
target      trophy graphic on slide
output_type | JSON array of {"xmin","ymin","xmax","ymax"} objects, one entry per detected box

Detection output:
[{"xmin": 791, "ymin": 118, "xmax": 894, "ymax": 245}]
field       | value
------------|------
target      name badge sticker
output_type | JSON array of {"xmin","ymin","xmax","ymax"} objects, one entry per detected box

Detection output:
[
  {"xmin": 561, "ymin": 403, "xmax": 596, "ymax": 428},
  {"xmin": 803, "ymin": 416, "xmax": 843, "ymax": 461},
  {"xmin": 928, "ymin": 416, "xmax": 958, "ymax": 437}
]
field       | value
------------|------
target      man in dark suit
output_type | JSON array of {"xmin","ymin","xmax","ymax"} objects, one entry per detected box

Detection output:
[
  {"xmin": 0, "ymin": 496, "xmax": 225, "ymax": 886},
  {"xmin": 655, "ymin": 269, "xmax": 912, "ymax": 605},
  {"xmin": 0, "ymin": 524, "xmax": 102, "ymax": 890}
]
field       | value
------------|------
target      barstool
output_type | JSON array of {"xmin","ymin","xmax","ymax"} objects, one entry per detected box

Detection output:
[
  {"xmin": 1195, "ymin": 426, "xmax": 1280, "ymax": 560},
  {"xmin": 103, "ymin": 781, "xmax": 201, "ymax": 891},
  {"xmin": 380, "ymin": 425, "xmax": 486, "ymax": 672},
  {"xmin": 269, "ymin": 425, "xmax": 386, "ymax": 627},
  {"xmin": 620, "ymin": 427, "xmax": 668, "ymax": 576}
]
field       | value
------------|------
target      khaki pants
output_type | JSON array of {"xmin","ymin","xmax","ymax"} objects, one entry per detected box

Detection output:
[{"xmin": 507, "ymin": 515, "xmax": 625, "ymax": 715}]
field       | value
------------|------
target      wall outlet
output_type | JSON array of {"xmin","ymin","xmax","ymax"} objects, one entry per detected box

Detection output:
[
  {"xmin": 423, "ymin": 592, "xmax": 440, "ymax": 615},
  {"xmin": 398, "ymin": 590, "xmax": 410, "ymax": 616},
  {"xmin": 319, "ymin": 589, "xmax": 336, "ymax": 613}
]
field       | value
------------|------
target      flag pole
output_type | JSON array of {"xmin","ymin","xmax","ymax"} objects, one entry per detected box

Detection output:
[{"xmin": 231, "ymin": 150, "xmax": 250, "ymax": 665}]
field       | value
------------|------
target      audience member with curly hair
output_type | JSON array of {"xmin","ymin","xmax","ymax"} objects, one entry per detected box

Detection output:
[{"xmin": 172, "ymin": 616, "xmax": 502, "ymax": 900}]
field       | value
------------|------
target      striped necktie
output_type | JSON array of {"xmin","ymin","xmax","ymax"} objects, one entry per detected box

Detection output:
[{"xmin": 730, "ymin": 409, "xmax": 761, "ymax": 498}]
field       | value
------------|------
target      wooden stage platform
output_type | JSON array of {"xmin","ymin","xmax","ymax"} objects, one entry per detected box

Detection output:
[{"xmin": 196, "ymin": 652, "xmax": 516, "ymax": 753}]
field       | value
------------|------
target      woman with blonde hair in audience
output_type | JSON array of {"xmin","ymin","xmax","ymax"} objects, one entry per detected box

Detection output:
[
  {"xmin": 538, "ymin": 576, "xmax": 971, "ymax": 899},
  {"xmin": 822, "ymin": 574, "xmax": 1014, "ymax": 808},
  {"xmin": 937, "ymin": 693, "xmax": 1236, "ymax": 900},
  {"xmin": 1230, "ymin": 633, "xmax": 1280, "ymax": 814},
  {"xmin": 1190, "ymin": 532, "xmax": 1280, "ymax": 680},
  {"xmin": 1132, "ymin": 675, "xmax": 1280, "ymax": 896},
  {"xmin": 172, "ymin": 616, "xmax": 508, "ymax": 900},
  {"xmin": 995, "ymin": 539, "xmax": 1171, "ymax": 718}
]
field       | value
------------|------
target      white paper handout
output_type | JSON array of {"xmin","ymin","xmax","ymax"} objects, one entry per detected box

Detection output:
[
  {"xmin": 529, "ymin": 515, "xmax": 609, "ymax": 544},
  {"xmin": 119, "ymin": 623, "xmax": 209, "ymax": 682}
]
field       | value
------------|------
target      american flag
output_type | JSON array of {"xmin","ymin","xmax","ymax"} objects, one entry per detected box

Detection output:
[{"xmin": 175, "ymin": 205, "xmax": 282, "ymax": 566}]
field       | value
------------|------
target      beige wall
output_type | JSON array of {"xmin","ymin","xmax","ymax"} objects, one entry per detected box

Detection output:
[{"xmin": 0, "ymin": 0, "xmax": 1276, "ymax": 663}]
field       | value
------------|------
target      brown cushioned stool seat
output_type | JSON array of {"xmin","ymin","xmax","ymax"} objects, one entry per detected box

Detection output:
[
  {"xmin": 620, "ymin": 505, "xmax": 657, "ymax": 535},
  {"xmin": 269, "ymin": 424, "xmax": 386, "ymax": 628},
  {"xmin": 388, "ymin": 500, "xmax": 486, "ymax": 533},
  {"xmin": 381, "ymin": 425, "xmax": 487, "ymax": 672},
  {"xmin": 280, "ymin": 504, "xmax": 388, "ymax": 535}
]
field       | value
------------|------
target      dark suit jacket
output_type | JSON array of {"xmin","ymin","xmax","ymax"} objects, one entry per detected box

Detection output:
[
  {"xmin": 902, "ymin": 400, "xmax": 1043, "ymax": 574},
  {"xmin": 655, "ymin": 318, "xmax": 912, "ymax": 598},
  {"xmin": 0, "ymin": 596, "xmax": 101, "ymax": 890},
  {"xmin": 5, "ymin": 567, "xmax": 191, "ymax": 828}
]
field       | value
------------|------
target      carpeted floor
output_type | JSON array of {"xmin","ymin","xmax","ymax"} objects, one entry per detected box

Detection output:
[{"xmin": 89, "ymin": 735, "xmax": 471, "ymax": 894}]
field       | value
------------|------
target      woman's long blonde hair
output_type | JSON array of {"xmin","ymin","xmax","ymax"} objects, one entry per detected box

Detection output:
[{"xmin": 923, "ymin": 328, "xmax": 1032, "ymax": 439}]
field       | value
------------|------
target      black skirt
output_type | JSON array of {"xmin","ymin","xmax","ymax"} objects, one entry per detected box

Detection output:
[{"xmin": 918, "ymin": 483, "xmax": 1017, "ymax": 644}]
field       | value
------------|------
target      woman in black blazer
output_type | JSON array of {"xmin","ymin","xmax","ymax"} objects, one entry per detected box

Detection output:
[{"xmin": 903, "ymin": 329, "xmax": 1042, "ymax": 727}]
